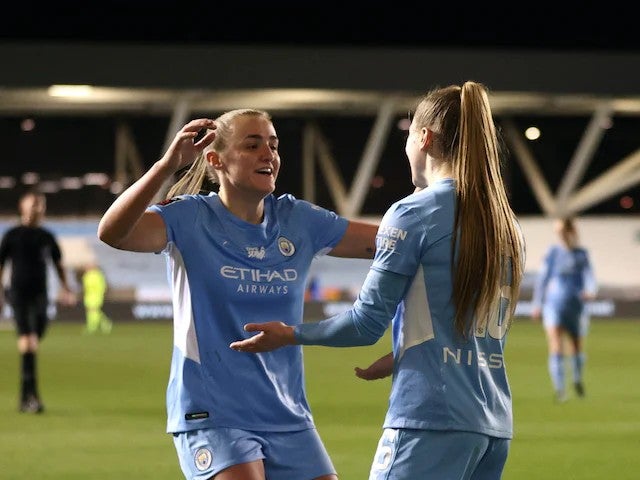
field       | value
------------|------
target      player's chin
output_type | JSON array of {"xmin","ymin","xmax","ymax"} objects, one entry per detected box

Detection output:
[{"xmin": 258, "ymin": 183, "xmax": 276, "ymax": 196}]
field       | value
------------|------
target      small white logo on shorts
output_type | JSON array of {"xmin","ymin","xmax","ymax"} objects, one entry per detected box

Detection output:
[
  {"xmin": 194, "ymin": 447, "xmax": 212, "ymax": 471},
  {"xmin": 278, "ymin": 237, "xmax": 295, "ymax": 257}
]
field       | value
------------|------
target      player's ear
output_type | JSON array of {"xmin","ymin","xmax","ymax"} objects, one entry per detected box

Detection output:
[
  {"xmin": 206, "ymin": 151, "xmax": 222, "ymax": 169},
  {"xmin": 420, "ymin": 128, "xmax": 433, "ymax": 150}
]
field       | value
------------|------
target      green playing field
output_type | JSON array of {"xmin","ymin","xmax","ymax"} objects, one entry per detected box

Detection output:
[{"xmin": 0, "ymin": 319, "xmax": 638, "ymax": 479}]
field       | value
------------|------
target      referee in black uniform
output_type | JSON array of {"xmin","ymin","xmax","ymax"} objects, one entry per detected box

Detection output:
[{"xmin": 0, "ymin": 189, "xmax": 76, "ymax": 413}]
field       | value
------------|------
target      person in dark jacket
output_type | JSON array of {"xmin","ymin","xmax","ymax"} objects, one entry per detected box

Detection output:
[{"xmin": 0, "ymin": 189, "xmax": 76, "ymax": 413}]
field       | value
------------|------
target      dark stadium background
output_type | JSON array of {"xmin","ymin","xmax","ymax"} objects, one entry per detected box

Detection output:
[
  {"xmin": 1, "ymin": 2, "xmax": 639, "ymax": 216},
  {"xmin": 0, "ymin": 113, "xmax": 638, "ymax": 216}
]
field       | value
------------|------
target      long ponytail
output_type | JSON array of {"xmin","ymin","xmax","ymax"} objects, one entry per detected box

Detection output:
[
  {"xmin": 452, "ymin": 81, "xmax": 523, "ymax": 337},
  {"xmin": 412, "ymin": 82, "xmax": 524, "ymax": 337}
]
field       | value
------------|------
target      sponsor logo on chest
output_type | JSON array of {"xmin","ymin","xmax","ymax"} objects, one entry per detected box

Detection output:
[{"xmin": 222, "ymin": 235, "xmax": 299, "ymax": 296}]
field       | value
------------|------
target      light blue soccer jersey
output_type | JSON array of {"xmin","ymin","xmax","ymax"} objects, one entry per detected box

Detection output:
[
  {"xmin": 532, "ymin": 244, "xmax": 597, "ymax": 315},
  {"xmin": 148, "ymin": 192, "xmax": 348, "ymax": 434},
  {"xmin": 296, "ymin": 178, "xmax": 517, "ymax": 439}
]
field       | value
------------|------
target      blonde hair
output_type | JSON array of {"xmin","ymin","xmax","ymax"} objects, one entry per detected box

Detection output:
[
  {"xmin": 413, "ymin": 81, "xmax": 524, "ymax": 337},
  {"xmin": 166, "ymin": 109, "xmax": 273, "ymax": 199}
]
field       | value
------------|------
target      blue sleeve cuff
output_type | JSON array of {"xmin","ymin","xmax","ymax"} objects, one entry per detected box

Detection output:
[{"xmin": 294, "ymin": 267, "xmax": 410, "ymax": 347}]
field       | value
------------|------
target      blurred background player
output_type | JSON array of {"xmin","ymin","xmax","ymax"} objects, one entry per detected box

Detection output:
[
  {"xmin": 531, "ymin": 217, "xmax": 597, "ymax": 402},
  {"xmin": 0, "ymin": 189, "xmax": 76, "ymax": 413},
  {"xmin": 81, "ymin": 261, "xmax": 113, "ymax": 334}
]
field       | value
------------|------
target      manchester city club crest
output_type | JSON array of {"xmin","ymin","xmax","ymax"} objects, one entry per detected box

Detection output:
[
  {"xmin": 194, "ymin": 447, "xmax": 213, "ymax": 471},
  {"xmin": 277, "ymin": 236, "xmax": 295, "ymax": 257}
]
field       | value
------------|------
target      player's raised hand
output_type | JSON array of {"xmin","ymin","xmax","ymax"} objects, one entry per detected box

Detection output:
[
  {"xmin": 159, "ymin": 118, "xmax": 217, "ymax": 174},
  {"xmin": 230, "ymin": 321, "xmax": 296, "ymax": 353}
]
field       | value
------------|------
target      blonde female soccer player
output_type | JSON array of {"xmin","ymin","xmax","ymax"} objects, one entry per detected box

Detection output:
[{"xmin": 99, "ymin": 110, "xmax": 378, "ymax": 480}]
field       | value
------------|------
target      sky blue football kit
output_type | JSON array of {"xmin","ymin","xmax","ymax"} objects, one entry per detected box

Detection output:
[
  {"xmin": 149, "ymin": 192, "xmax": 348, "ymax": 479},
  {"xmin": 532, "ymin": 244, "xmax": 596, "ymax": 337},
  {"xmin": 294, "ymin": 179, "xmax": 520, "ymax": 480},
  {"xmin": 532, "ymin": 242, "xmax": 597, "ymax": 399}
]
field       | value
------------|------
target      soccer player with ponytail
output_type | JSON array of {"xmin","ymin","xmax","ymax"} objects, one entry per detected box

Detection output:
[
  {"xmin": 99, "ymin": 110, "xmax": 378, "ymax": 480},
  {"xmin": 231, "ymin": 82, "xmax": 526, "ymax": 480}
]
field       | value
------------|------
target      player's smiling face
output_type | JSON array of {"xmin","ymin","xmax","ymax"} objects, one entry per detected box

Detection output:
[{"xmin": 217, "ymin": 115, "xmax": 280, "ymax": 199}]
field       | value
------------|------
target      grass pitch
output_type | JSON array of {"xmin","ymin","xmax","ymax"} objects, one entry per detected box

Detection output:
[{"xmin": 0, "ymin": 318, "xmax": 638, "ymax": 479}]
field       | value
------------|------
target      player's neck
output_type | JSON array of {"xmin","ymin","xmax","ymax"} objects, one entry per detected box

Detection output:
[{"xmin": 218, "ymin": 192, "xmax": 265, "ymax": 224}]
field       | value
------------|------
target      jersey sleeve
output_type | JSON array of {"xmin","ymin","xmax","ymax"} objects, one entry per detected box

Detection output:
[
  {"xmin": 372, "ymin": 202, "xmax": 426, "ymax": 277},
  {"xmin": 46, "ymin": 230, "xmax": 63, "ymax": 263},
  {"xmin": 291, "ymin": 198, "xmax": 349, "ymax": 256},
  {"xmin": 147, "ymin": 195, "xmax": 199, "ymax": 248},
  {"xmin": 294, "ymin": 267, "xmax": 410, "ymax": 346}
]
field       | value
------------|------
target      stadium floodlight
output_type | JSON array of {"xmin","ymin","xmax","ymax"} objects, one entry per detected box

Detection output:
[{"xmin": 48, "ymin": 85, "xmax": 94, "ymax": 98}]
